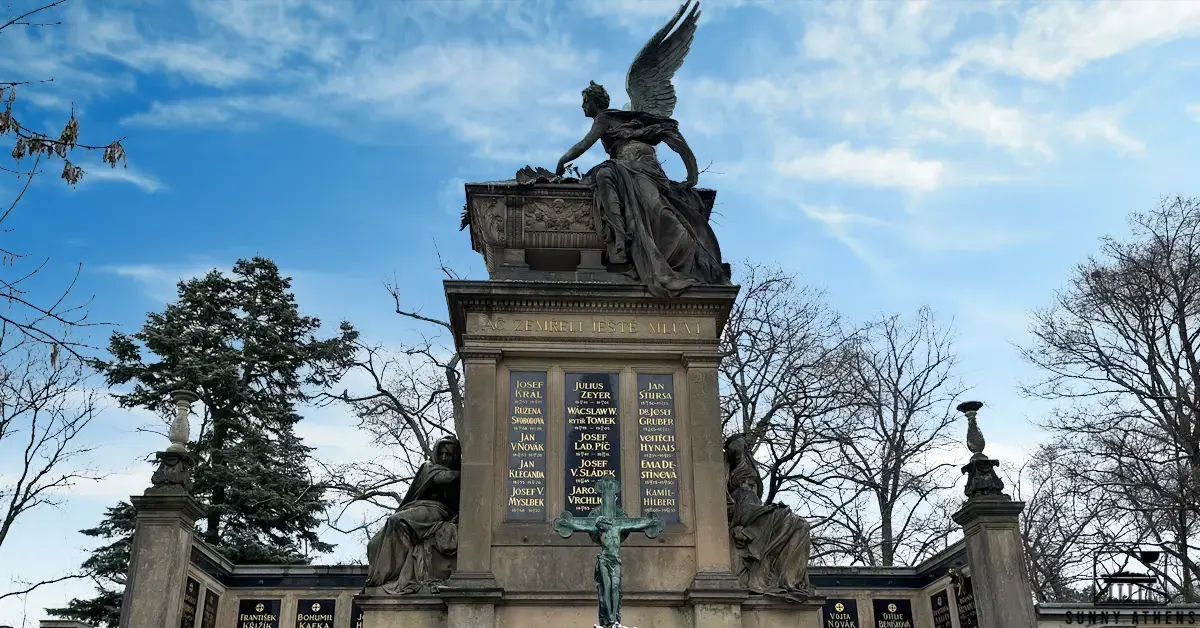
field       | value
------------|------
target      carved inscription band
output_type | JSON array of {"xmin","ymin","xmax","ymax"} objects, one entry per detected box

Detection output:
[{"xmin": 471, "ymin": 313, "xmax": 711, "ymax": 340}]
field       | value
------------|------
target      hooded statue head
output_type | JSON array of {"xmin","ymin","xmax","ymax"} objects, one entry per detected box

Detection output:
[{"xmin": 433, "ymin": 435, "xmax": 462, "ymax": 471}]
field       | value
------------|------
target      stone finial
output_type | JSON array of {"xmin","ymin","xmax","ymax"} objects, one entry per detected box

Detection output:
[
  {"xmin": 956, "ymin": 400, "xmax": 1007, "ymax": 500},
  {"xmin": 148, "ymin": 388, "xmax": 199, "ymax": 495},
  {"xmin": 168, "ymin": 389, "xmax": 198, "ymax": 453},
  {"xmin": 957, "ymin": 400, "xmax": 986, "ymax": 458}
]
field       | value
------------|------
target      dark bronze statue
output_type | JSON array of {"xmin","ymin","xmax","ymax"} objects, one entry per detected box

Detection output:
[
  {"xmin": 365, "ymin": 436, "xmax": 461, "ymax": 594},
  {"xmin": 553, "ymin": 477, "xmax": 665, "ymax": 628},
  {"xmin": 554, "ymin": 0, "xmax": 729, "ymax": 299},
  {"xmin": 724, "ymin": 434, "xmax": 813, "ymax": 602}
]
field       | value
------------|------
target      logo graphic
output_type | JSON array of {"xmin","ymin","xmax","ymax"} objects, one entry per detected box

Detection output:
[
  {"xmin": 312, "ymin": 602, "xmax": 321, "ymax": 612},
  {"xmin": 834, "ymin": 602, "xmax": 845, "ymax": 612},
  {"xmin": 888, "ymin": 603, "xmax": 897, "ymax": 613},
  {"xmin": 255, "ymin": 603, "xmax": 265, "ymax": 613}
]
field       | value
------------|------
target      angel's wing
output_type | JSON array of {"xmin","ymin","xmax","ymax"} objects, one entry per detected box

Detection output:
[{"xmin": 625, "ymin": 0, "xmax": 700, "ymax": 119}]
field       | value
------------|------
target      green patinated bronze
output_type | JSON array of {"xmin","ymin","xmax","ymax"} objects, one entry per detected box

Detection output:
[{"xmin": 553, "ymin": 477, "xmax": 665, "ymax": 628}]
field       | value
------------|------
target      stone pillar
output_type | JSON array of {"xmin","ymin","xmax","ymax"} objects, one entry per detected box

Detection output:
[
  {"xmin": 683, "ymin": 354, "xmax": 746, "ymax": 628},
  {"xmin": 950, "ymin": 402, "xmax": 1036, "ymax": 628},
  {"xmin": 442, "ymin": 350, "xmax": 503, "ymax": 628},
  {"xmin": 120, "ymin": 390, "xmax": 204, "ymax": 628}
]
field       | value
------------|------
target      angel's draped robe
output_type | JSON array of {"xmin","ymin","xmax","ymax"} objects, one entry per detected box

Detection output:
[
  {"xmin": 365, "ymin": 461, "xmax": 460, "ymax": 594},
  {"xmin": 586, "ymin": 109, "xmax": 729, "ymax": 298}
]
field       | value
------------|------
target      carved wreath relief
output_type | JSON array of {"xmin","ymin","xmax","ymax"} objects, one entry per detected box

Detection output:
[{"xmin": 524, "ymin": 197, "xmax": 594, "ymax": 232}]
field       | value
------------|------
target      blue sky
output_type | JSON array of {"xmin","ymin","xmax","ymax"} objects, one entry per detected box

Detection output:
[{"xmin": 3, "ymin": 0, "xmax": 1200, "ymax": 622}]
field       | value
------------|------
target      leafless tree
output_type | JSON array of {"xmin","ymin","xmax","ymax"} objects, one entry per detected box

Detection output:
[
  {"xmin": 718, "ymin": 263, "xmax": 855, "ymax": 498},
  {"xmin": 1007, "ymin": 443, "xmax": 1105, "ymax": 602},
  {"xmin": 0, "ymin": 331, "xmax": 101, "ymax": 602},
  {"xmin": 1022, "ymin": 196, "xmax": 1200, "ymax": 601},
  {"xmin": 813, "ymin": 307, "xmax": 966, "ymax": 566},
  {"xmin": 1, "ymin": 1, "xmax": 127, "ymax": 357},
  {"xmin": 316, "ymin": 269, "xmax": 463, "ymax": 537}
]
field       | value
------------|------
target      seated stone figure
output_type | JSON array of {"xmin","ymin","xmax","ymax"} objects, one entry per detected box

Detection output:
[
  {"xmin": 366, "ymin": 436, "xmax": 461, "ymax": 594},
  {"xmin": 724, "ymin": 434, "xmax": 813, "ymax": 602}
]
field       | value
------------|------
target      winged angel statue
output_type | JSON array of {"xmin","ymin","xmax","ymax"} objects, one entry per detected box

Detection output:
[{"xmin": 553, "ymin": 0, "xmax": 729, "ymax": 298}]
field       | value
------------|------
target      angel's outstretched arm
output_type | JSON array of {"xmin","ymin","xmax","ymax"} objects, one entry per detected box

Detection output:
[{"xmin": 557, "ymin": 118, "xmax": 606, "ymax": 174}]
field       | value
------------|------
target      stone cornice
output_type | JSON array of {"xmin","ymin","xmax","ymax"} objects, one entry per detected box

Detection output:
[
  {"xmin": 459, "ymin": 349, "xmax": 502, "ymax": 363},
  {"xmin": 951, "ymin": 495, "xmax": 1026, "ymax": 531},
  {"xmin": 131, "ymin": 493, "xmax": 205, "ymax": 522},
  {"xmin": 444, "ymin": 280, "xmax": 739, "ymax": 349}
]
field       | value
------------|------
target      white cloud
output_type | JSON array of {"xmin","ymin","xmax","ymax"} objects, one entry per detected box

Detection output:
[
  {"xmin": 98, "ymin": 262, "xmax": 219, "ymax": 303},
  {"xmin": 795, "ymin": 202, "xmax": 894, "ymax": 276},
  {"xmin": 68, "ymin": 9, "xmax": 265, "ymax": 88},
  {"xmin": 777, "ymin": 143, "xmax": 945, "ymax": 192},
  {"xmin": 120, "ymin": 95, "xmax": 323, "ymax": 129},
  {"xmin": 580, "ymin": 0, "xmax": 755, "ymax": 33},
  {"xmin": 1063, "ymin": 108, "xmax": 1145, "ymax": 155},
  {"xmin": 956, "ymin": 1, "xmax": 1200, "ymax": 81},
  {"xmin": 77, "ymin": 163, "xmax": 165, "ymax": 193}
]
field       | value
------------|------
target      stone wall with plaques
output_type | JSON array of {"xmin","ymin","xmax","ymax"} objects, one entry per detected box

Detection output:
[
  {"xmin": 871, "ymin": 599, "xmax": 914, "ymax": 628},
  {"xmin": 199, "ymin": 589, "xmax": 220, "ymax": 628},
  {"xmin": 956, "ymin": 577, "xmax": 979, "ymax": 628},
  {"xmin": 445, "ymin": 279, "xmax": 738, "ymax": 607},
  {"xmin": 564, "ymin": 372, "xmax": 621, "ymax": 515},
  {"xmin": 237, "ymin": 599, "xmax": 281, "ymax": 628},
  {"xmin": 506, "ymin": 371, "xmax": 548, "ymax": 520},
  {"xmin": 636, "ymin": 373, "xmax": 680, "ymax": 522},
  {"xmin": 180, "ymin": 577, "xmax": 200, "ymax": 628},
  {"xmin": 295, "ymin": 599, "xmax": 336, "ymax": 628},
  {"xmin": 928, "ymin": 589, "xmax": 952, "ymax": 628}
]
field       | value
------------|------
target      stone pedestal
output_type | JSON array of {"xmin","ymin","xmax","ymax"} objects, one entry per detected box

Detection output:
[
  {"xmin": 464, "ymin": 181, "xmax": 716, "ymax": 281},
  {"xmin": 438, "ymin": 277, "xmax": 743, "ymax": 628},
  {"xmin": 358, "ymin": 594, "xmax": 446, "ymax": 628},
  {"xmin": 740, "ymin": 597, "xmax": 824, "ymax": 628},
  {"xmin": 119, "ymin": 492, "xmax": 204, "ymax": 628},
  {"xmin": 951, "ymin": 497, "xmax": 1036, "ymax": 628}
]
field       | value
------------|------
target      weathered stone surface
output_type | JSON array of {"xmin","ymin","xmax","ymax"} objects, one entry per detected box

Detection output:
[
  {"xmin": 119, "ymin": 494, "xmax": 204, "ymax": 628},
  {"xmin": 365, "ymin": 437, "xmax": 461, "ymax": 595},
  {"xmin": 951, "ymin": 497, "xmax": 1037, "ymax": 628},
  {"xmin": 440, "ymin": 277, "xmax": 746, "ymax": 628},
  {"xmin": 464, "ymin": 182, "xmax": 717, "ymax": 282},
  {"xmin": 724, "ymin": 434, "xmax": 813, "ymax": 602},
  {"xmin": 357, "ymin": 595, "xmax": 445, "ymax": 628}
]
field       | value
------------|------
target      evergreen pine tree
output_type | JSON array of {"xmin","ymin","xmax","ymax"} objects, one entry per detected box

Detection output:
[{"xmin": 51, "ymin": 257, "xmax": 357, "ymax": 625}]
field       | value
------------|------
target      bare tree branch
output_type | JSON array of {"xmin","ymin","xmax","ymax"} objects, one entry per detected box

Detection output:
[{"xmin": 1022, "ymin": 196, "xmax": 1200, "ymax": 602}]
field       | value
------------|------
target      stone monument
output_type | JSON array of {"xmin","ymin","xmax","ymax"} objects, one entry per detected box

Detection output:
[
  {"xmin": 950, "ymin": 402, "xmax": 1038, "ymax": 628},
  {"xmin": 357, "ymin": 1, "xmax": 819, "ymax": 627},
  {"xmin": 119, "ymin": 389, "xmax": 204, "ymax": 628}
]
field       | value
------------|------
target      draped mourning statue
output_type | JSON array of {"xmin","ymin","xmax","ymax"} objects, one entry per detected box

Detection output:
[
  {"xmin": 366, "ymin": 436, "xmax": 461, "ymax": 594},
  {"xmin": 554, "ymin": 0, "xmax": 730, "ymax": 299},
  {"xmin": 724, "ymin": 434, "xmax": 813, "ymax": 602}
]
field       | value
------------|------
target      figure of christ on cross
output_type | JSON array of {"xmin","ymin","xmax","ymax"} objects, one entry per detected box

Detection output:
[{"xmin": 553, "ymin": 477, "xmax": 666, "ymax": 628}]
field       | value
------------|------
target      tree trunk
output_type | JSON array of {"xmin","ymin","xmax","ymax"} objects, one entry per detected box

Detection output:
[
  {"xmin": 205, "ymin": 414, "xmax": 227, "ymax": 546},
  {"xmin": 1180, "ymin": 497, "xmax": 1194, "ymax": 602},
  {"xmin": 880, "ymin": 497, "xmax": 895, "ymax": 566}
]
